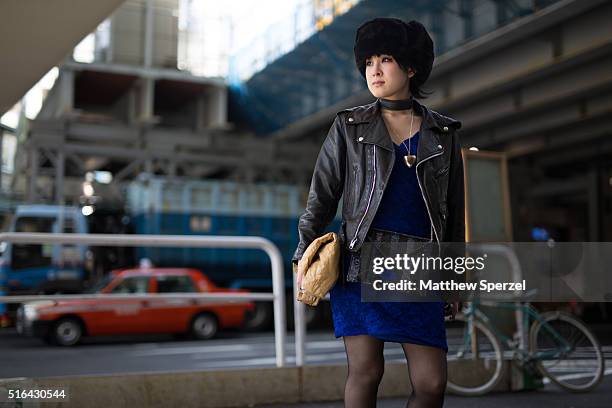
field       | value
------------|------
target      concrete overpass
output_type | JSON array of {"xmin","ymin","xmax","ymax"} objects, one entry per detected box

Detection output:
[{"xmin": 0, "ymin": 0, "xmax": 126, "ymax": 115}]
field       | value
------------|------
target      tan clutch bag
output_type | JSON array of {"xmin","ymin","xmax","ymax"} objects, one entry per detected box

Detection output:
[{"xmin": 295, "ymin": 232, "xmax": 341, "ymax": 306}]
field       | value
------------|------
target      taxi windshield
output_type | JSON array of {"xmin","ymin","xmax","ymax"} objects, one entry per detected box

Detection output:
[{"xmin": 84, "ymin": 274, "xmax": 115, "ymax": 293}]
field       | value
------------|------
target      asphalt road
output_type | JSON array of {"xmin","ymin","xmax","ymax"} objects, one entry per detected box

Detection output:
[
  {"xmin": 0, "ymin": 328, "xmax": 404, "ymax": 378},
  {"xmin": 2, "ymin": 325, "xmax": 612, "ymax": 378}
]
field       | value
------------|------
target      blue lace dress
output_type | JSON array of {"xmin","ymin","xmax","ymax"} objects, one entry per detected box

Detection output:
[{"xmin": 329, "ymin": 131, "xmax": 448, "ymax": 352}]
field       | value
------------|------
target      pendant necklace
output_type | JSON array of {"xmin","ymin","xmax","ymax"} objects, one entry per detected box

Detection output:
[
  {"xmin": 380, "ymin": 97, "xmax": 417, "ymax": 167},
  {"xmin": 398, "ymin": 110, "xmax": 417, "ymax": 168}
]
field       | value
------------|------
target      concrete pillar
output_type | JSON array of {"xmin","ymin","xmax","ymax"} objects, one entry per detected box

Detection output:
[
  {"xmin": 195, "ymin": 95, "xmax": 206, "ymax": 132},
  {"xmin": 495, "ymin": 0, "xmax": 509, "ymax": 25},
  {"xmin": 127, "ymin": 87, "xmax": 138, "ymax": 125},
  {"xmin": 205, "ymin": 87, "xmax": 227, "ymax": 129},
  {"xmin": 139, "ymin": 78, "xmax": 155, "ymax": 122},
  {"xmin": 431, "ymin": 3, "xmax": 446, "ymax": 54},
  {"xmin": 460, "ymin": 0, "xmax": 474, "ymax": 39},
  {"xmin": 143, "ymin": 0, "xmax": 154, "ymax": 68},
  {"xmin": 588, "ymin": 167, "xmax": 600, "ymax": 241},
  {"xmin": 55, "ymin": 150, "xmax": 65, "ymax": 205},
  {"xmin": 28, "ymin": 149, "xmax": 39, "ymax": 203},
  {"xmin": 56, "ymin": 69, "xmax": 74, "ymax": 117}
]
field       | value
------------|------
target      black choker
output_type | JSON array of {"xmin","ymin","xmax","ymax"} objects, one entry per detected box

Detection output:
[{"xmin": 379, "ymin": 97, "xmax": 414, "ymax": 111}]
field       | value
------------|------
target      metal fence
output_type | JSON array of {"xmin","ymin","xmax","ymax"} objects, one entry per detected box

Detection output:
[{"xmin": 0, "ymin": 232, "xmax": 287, "ymax": 367}]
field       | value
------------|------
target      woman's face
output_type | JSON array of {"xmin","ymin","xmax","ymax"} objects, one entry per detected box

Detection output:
[{"xmin": 365, "ymin": 54, "xmax": 415, "ymax": 99}]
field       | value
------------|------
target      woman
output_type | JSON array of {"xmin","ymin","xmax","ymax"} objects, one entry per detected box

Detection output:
[{"xmin": 293, "ymin": 17, "xmax": 465, "ymax": 407}]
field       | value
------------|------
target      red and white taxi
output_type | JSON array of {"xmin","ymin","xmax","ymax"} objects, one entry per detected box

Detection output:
[{"xmin": 16, "ymin": 267, "xmax": 255, "ymax": 346}]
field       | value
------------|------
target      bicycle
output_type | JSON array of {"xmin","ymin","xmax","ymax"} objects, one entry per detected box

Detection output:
[{"xmin": 445, "ymin": 297, "xmax": 605, "ymax": 396}]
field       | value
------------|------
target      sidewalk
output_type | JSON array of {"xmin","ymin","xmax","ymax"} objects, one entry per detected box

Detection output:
[{"xmin": 256, "ymin": 373, "xmax": 612, "ymax": 407}]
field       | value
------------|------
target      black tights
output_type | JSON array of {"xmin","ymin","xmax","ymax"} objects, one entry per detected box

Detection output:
[{"xmin": 342, "ymin": 335, "xmax": 447, "ymax": 408}]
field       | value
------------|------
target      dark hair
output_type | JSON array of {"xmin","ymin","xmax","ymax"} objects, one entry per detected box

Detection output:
[
  {"xmin": 395, "ymin": 59, "xmax": 433, "ymax": 99},
  {"xmin": 354, "ymin": 18, "xmax": 435, "ymax": 99}
]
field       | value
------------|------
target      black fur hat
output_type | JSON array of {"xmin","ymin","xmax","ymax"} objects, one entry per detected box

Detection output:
[{"xmin": 353, "ymin": 17, "xmax": 434, "ymax": 86}]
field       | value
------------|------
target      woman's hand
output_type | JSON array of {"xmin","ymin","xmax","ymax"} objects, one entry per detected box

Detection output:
[
  {"xmin": 297, "ymin": 270, "xmax": 304, "ymax": 292},
  {"xmin": 293, "ymin": 261, "xmax": 304, "ymax": 292}
]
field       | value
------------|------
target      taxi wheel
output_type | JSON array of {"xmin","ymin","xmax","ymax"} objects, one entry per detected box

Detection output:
[
  {"xmin": 190, "ymin": 313, "xmax": 219, "ymax": 340},
  {"xmin": 51, "ymin": 317, "xmax": 83, "ymax": 346},
  {"xmin": 243, "ymin": 301, "xmax": 273, "ymax": 331}
]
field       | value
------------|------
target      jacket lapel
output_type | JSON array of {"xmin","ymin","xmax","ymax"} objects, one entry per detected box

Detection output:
[
  {"xmin": 413, "ymin": 100, "xmax": 443, "ymax": 162},
  {"xmin": 348, "ymin": 98, "xmax": 443, "ymax": 162}
]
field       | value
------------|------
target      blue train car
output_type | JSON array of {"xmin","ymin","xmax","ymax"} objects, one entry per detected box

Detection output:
[{"xmin": 127, "ymin": 175, "xmax": 342, "ymax": 329}]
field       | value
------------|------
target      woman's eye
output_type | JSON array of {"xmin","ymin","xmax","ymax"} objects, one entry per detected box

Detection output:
[
  {"xmin": 366, "ymin": 56, "xmax": 391, "ymax": 66},
  {"xmin": 366, "ymin": 58, "xmax": 390, "ymax": 65}
]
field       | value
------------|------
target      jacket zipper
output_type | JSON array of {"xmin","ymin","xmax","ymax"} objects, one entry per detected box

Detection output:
[
  {"xmin": 415, "ymin": 150, "xmax": 444, "ymax": 244},
  {"xmin": 348, "ymin": 145, "xmax": 377, "ymax": 250},
  {"xmin": 348, "ymin": 145, "xmax": 444, "ymax": 249}
]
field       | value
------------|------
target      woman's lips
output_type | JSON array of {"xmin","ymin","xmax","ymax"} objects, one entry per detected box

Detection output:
[{"xmin": 372, "ymin": 81, "xmax": 385, "ymax": 86}]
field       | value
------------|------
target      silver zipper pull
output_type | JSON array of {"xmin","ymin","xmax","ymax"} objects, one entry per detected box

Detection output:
[{"xmin": 348, "ymin": 146, "xmax": 377, "ymax": 252}]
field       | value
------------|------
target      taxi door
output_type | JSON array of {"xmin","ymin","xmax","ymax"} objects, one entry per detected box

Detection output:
[
  {"xmin": 94, "ymin": 275, "xmax": 154, "ymax": 335},
  {"xmin": 145, "ymin": 274, "xmax": 200, "ymax": 333}
]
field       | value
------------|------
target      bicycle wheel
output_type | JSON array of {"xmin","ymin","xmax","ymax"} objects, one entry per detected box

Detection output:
[
  {"xmin": 529, "ymin": 311, "xmax": 604, "ymax": 392},
  {"xmin": 445, "ymin": 315, "xmax": 504, "ymax": 396}
]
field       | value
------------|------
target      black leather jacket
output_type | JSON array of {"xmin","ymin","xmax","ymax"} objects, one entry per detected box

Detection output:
[{"xmin": 292, "ymin": 97, "xmax": 465, "ymax": 267}]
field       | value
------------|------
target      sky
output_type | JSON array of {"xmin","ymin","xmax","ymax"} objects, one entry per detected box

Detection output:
[{"xmin": 223, "ymin": 0, "xmax": 304, "ymax": 50}]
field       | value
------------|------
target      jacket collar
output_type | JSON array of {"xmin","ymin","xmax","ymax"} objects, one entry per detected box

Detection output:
[{"xmin": 344, "ymin": 98, "xmax": 461, "ymax": 157}]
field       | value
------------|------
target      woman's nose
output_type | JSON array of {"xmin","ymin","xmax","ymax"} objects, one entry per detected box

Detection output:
[{"xmin": 370, "ymin": 62, "xmax": 382, "ymax": 76}]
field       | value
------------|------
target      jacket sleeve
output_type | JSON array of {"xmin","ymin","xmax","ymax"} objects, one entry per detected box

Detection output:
[
  {"xmin": 292, "ymin": 115, "xmax": 346, "ymax": 269},
  {"xmin": 443, "ymin": 128, "xmax": 466, "ymax": 243}
]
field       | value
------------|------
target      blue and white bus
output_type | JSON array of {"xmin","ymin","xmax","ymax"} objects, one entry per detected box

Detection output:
[{"xmin": 0, "ymin": 205, "xmax": 89, "ymax": 325}]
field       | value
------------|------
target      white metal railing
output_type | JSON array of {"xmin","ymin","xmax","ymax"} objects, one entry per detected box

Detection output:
[
  {"xmin": 293, "ymin": 273, "xmax": 306, "ymax": 367},
  {"xmin": 0, "ymin": 233, "xmax": 287, "ymax": 367},
  {"xmin": 293, "ymin": 278, "xmax": 331, "ymax": 367}
]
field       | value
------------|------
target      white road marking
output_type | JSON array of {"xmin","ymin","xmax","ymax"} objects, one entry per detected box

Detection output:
[
  {"xmin": 193, "ymin": 348, "xmax": 407, "ymax": 369},
  {"xmin": 129, "ymin": 343, "xmax": 254, "ymax": 356}
]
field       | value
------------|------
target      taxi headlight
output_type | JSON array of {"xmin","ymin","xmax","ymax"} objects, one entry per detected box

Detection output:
[{"xmin": 23, "ymin": 306, "xmax": 39, "ymax": 321}]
